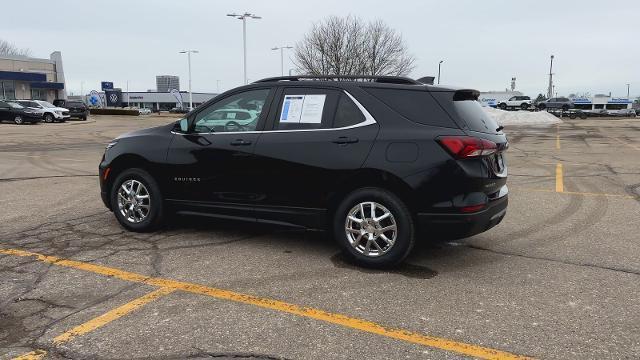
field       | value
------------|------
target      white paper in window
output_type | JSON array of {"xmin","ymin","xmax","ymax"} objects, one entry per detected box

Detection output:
[
  {"xmin": 280, "ymin": 95, "xmax": 304, "ymax": 122},
  {"xmin": 299, "ymin": 94, "xmax": 326, "ymax": 124}
]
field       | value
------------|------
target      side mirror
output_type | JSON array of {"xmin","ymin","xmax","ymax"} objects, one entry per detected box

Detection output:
[{"xmin": 174, "ymin": 118, "xmax": 189, "ymax": 133}]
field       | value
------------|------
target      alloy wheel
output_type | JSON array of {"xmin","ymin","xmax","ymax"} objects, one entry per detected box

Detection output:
[
  {"xmin": 117, "ymin": 179, "xmax": 151, "ymax": 223},
  {"xmin": 345, "ymin": 202, "xmax": 397, "ymax": 257},
  {"xmin": 14, "ymin": 116, "xmax": 23, "ymax": 125}
]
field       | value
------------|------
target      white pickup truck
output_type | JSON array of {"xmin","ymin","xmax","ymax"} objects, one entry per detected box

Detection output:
[{"xmin": 497, "ymin": 96, "xmax": 532, "ymax": 110}]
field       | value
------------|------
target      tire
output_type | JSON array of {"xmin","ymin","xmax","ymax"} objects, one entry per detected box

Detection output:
[
  {"xmin": 110, "ymin": 168, "xmax": 164, "ymax": 232},
  {"xmin": 520, "ymin": 103, "xmax": 529, "ymax": 110},
  {"xmin": 562, "ymin": 104, "xmax": 570, "ymax": 111},
  {"xmin": 14, "ymin": 116, "xmax": 23, "ymax": 125},
  {"xmin": 44, "ymin": 113, "xmax": 54, "ymax": 123},
  {"xmin": 538, "ymin": 103, "xmax": 546, "ymax": 110},
  {"xmin": 580, "ymin": 113, "xmax": 588, "ymax": 119},
  {"xmin": 499, "ymin": 103, "xmax": 507, "ymax": 110},
  {"xmin": 333, "ymin": 187, "xmax": 415, "ymax": 268},
  {"xmin": 82, "ymin": 116, "xmax": 87, "ymax": 121},
  {"xmin": 569, "ymin": 113, "xmax": 576, "ymax": 119}
]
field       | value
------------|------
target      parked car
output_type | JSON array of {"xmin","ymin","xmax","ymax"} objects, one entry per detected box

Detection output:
[
  {"xmin": 98, "ymin": 75, "xmax": 509, "ymax": 268},
  {"xmin": 498, "ymin": 96, "xmax": 532, "ymax": 110},
  {"xmin": 64, "ymin": 101, "xmax": 89, "ymax": 120},
  {"xmin": 607, "ymin": 108, "xmax": 637, "ymax": 117},
  {"xmin": 169, "ymin": 107, "xmax": 189, "ymax": 114},
  {"xmin": 137, "ymin": 108, "xmax": 152, "ymax": 115},
  {"xmin": 15, "ymin": 100, "xmax": 70, "ymax": 123},
  {"xmin": 0, "ymin": 100, "xmax": 43, "ymax": 124},
  {"xmin": 538, "ymin": 97, "xmax": 573, "ymax": 111}
]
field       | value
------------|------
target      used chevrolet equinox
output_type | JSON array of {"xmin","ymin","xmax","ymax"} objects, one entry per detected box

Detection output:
[{"xmin": 99, "ymin": 76, "xmax": 508, "ymax": 267}]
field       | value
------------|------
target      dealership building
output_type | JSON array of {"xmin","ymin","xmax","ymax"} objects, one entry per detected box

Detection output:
[
  {"xmin": 0, "ymin": 52, "xmax": 66, "ymax": 102},
  {"xmin": 122, "ymin": 91, "xmax": 217, "ymax": 111}
]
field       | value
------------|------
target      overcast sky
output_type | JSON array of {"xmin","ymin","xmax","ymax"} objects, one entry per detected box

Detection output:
[{"xmin": 3, "ymin": 0, "xmax": 638, "ymax": 98}]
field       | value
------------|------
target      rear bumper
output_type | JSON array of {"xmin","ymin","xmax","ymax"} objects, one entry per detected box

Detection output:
[{"xmin": 417, "ymin": 191, "xmax": 508, "ymax": 240}]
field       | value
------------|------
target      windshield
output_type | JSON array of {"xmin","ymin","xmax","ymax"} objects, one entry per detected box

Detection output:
[
  {"xmin": 7, "ymin": 102, "xmax": 24, "ymax": 109},
  {"xmin": 38, "ymin": 101, "xmax": 57, "ymax": 108}
]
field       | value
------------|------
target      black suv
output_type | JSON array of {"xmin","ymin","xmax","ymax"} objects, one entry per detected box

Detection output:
[
  {"xmin": 99, "ymin": 76, "xmax": 508, "ymax": 267},
  {"xmin": 62, "ymin": 100, "xmax": 89, "ymax": 120}
]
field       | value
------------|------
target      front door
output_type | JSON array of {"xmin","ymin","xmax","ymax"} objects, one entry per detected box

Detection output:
[
  {"xmin": 0, "ymin": 101, "xmax": 12, "ymax": 121},
  {"xmin": 165, "ymin": 87, "xmax": 275, "ymax": 220},
  {"xmin": 251, "ymin": 86, "xmax": 379, "ymax": 227}
]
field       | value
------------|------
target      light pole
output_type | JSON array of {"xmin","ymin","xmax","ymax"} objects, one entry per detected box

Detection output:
[
  {"xmin": 627, "ymin": 83, "xmax": 630, "ymax": 99},
  {"xmin": 179, "ymin": 50, "xmax": 199, "ymax": 110},
  {"xmin": 271, "ymin": 46, "xmax": 293, "ymax": 76},
  {"xmin": 227, "ymin": 12, "xmax": 261, "ymax": 85},
  {"xmin": 437, "ymin": 60, "xmax": 443, "ymax": 84},
  {"xmin": 547, "ymin": 55, "xmax": 554, "ymax": 99}
]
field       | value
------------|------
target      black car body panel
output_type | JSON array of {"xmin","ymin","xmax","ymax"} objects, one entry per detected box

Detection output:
[
  {"xmin": 99, "ymin": 78, "xmax": 508, "ymax": 239},
  {"xmin": 65, "ymin": 101, "xmax": 89, "ymax": 119}
]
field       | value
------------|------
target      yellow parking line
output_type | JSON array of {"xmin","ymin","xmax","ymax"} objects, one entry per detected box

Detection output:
[
  {"xmin": 519, "ymin": 187, "xmax": 636, "ymax": 199},
  {"xmin": 52, "ymin": 287, "xmax": 175, "ymax": 345},
  {"xmin": 0, "ymin": 248, "xmax": 533, "ymax": 360},
  {"xmin": 555, "ymin": 163, "xmax": 564, "ymax": 193},
  {"xmin": 11, "ymin": 350, "xmax": 47, "ymax": 360}
]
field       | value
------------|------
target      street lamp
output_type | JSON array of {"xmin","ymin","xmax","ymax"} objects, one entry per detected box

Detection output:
[
  {"xmin": 227, "ymin": 12, "xmax": 261, "ymax": 85},
  {"xmin": 179, "ymin": 50, "xmax": 199, "ymax": 110},
  {"xmin": 627, "ymin": 83, "xmax": 630, "ymax": 99},
  {"xmin": 271, "ymin": 46, "xmax": 293, "ymax": 76},
  {"xmin": 437, "ymin": 60, "xmax": 443, "ymax": 84},
  {"xmin": 548, "ymin": 55, "xmax": 554, "ymax": 99}
]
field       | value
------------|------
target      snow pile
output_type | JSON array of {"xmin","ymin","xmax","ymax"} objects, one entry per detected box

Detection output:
[{"xmin": 482, "ymin": 107, "xmax": 562, "ymax": 126}]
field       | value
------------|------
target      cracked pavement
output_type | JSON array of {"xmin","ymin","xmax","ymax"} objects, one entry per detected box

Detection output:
[{"xmin": 1, "ymin": 115, "xmax": 639, "ymax": 359}]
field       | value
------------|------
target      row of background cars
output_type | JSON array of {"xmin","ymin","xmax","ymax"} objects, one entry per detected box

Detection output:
[
  {"xmin": 0, "ymin": 99, "xmax": 89, "ymax": 125},
  {"xmin": 496, "ymin": 96, "xmax": 639, "ymax": 118}
]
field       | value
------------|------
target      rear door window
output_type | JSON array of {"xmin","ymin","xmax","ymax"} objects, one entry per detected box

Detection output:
[
  {"xmin": 364, "ymin": 88, "xmax": 458, "ymax": 128},
  {"xmin": 272, "ymin": 88, "xmax": 339, "ymax": 130}
]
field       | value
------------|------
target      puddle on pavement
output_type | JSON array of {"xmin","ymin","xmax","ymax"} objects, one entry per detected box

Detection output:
[{"xmin": 330, "ymin": 253, "xmax": 438, "ymax": 279}]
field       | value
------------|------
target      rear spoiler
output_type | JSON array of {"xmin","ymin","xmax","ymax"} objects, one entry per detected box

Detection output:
[{"xmin": 453, "ymin": 89, "xmax": 480, "ymax": 101}]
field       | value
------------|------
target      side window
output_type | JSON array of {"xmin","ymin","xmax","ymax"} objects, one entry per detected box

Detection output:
[
  {"xmin": 194, "ymin": 88, "xmax": 269, "ymax": 133},
  {"xmin": 509, "ymin": 96, "xmax": 516, "ymax": 101},
  {"xmin": 273, "ymin": 88, "xmax": 338, "ymax": 130},
  {"xmin": 333, "ymin": 94, "xmax": 365, "ymax": 128}
]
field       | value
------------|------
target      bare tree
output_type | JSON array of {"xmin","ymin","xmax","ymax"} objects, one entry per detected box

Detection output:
[
  {"xmin": 0, "ymin": 39, "xmax": 31, "ymax": 57},
  {"xmin": 294, "ymin": 16, "xmax": 415, "ymax": 77}
]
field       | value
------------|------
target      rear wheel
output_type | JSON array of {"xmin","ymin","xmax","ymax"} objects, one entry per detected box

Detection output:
[
  {"xmin": 333, "ymin": 188, "xmax": 414, "ymax": 268},
  {"xmin": 110, "ymin": 168, "xmax": 164, "ymax": 232},
  {"xmin": 14, "ymin": 116, "xmax": 23, "ymax": 125},
  {"xmin": 44, "ymin": 113, "xmax": 54, "ymax": 123}
]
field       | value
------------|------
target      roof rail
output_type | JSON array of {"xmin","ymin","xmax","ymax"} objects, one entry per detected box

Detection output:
[{"xmin": 254, "ymin": 75, "xmax": 421, "ymax": 85}]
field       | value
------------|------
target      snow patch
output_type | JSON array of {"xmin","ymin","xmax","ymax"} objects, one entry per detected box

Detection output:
[{"xmin": 482, "ymin": 107, "xmax": 562, "ymax": 126}]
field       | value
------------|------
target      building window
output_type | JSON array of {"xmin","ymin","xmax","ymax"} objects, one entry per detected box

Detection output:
[
  {"xmin": 574, "ymin": 104, "xmax": 592, "ymax": 110},
  {"xmin": 31, "ymin": 88, "xmax": 47, "ymax": 100},
  {"xmin": 594, "ymin": 104, "xmax": 604, "ymax": 109},
  {"xmin": 605, "ymin": 103, "xmax": 628, "ymax": 110},
  {"xmin": 0, "ymin": 80, "xmax": 16, "ymax": 100}
]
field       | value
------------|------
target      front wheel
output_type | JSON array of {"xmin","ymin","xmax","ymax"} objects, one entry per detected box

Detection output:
[
  {"xmin": 110, "ymin": 168, "xmax": 164, "ymax": 232},
  {"xmin": 333, "ymin": 188, "xmax": 415, "ymax": 268},
  {"xmin": 499, "ymin": 103, "xmax": 507, "ymax": 110},
  {"xmin": 14, "ymin": 116, "xmax": 24, "ymax": 125},
  {"xmin": 44, "ymin": 113, "xmax": 54, "ymax": 123},
  {"xmin": 521, "ymin": 103, "xmax": 529, "ymax": 110}
]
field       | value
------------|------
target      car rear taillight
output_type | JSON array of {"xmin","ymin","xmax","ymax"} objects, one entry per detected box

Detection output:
[{"xmin": 436, "ymin": 136, "xmax": 497, "ymax": 159}]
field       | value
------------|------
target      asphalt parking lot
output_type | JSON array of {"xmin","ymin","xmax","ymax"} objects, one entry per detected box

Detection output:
[{"xmin": 1, "ymin": 114, "xmax": 639, "ymax": 360}]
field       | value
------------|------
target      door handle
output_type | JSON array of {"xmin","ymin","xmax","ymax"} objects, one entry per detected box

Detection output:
[
  {"xmin": 332, "ymin": 136, "xmax": 359, "ymax": 145},
  {"xmin": 230, "ymin": 139, "xmax": 252, "ymax": 146}
]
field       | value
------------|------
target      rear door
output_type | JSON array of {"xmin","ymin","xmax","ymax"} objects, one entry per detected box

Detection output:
[{"xmin": 251, "ymin": 86, "xmax": 379, "ymax": 227}]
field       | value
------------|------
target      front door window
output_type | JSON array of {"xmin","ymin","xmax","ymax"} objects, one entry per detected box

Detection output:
[{"xmin": 193, "ymin": 89, "xmax": 270, "ymax": 133}]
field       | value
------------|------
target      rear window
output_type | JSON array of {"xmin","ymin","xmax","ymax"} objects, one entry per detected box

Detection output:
[
  {"xmin": 431, "ymin": 91, "xmax": 501, "ymax": 134},
  {"xmin": 365, "ymin": 88, "xmax": 458, "ymax": 128}
]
